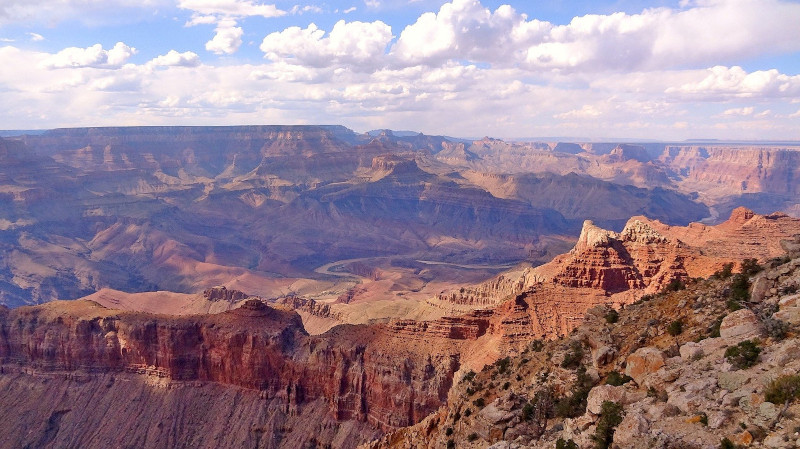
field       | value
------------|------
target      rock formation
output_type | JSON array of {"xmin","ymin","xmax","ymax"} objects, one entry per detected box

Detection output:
[{"xmin": 365, "ymin": 252, "xmax": 800, "ymax": 449}]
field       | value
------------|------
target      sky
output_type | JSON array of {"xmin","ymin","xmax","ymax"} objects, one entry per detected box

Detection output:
[{"xmin": 0, "ymin": 0, "xmax": 799, "ymax": 140}]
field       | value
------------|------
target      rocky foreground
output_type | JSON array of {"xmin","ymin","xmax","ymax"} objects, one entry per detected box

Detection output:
[{"xmin": 365, "ymin": 245, "xmax": 800, "ymax": 448}]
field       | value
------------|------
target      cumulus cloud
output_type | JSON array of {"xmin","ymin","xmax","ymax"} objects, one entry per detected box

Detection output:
[
  {"xmin": 27, "ymin": 32, "xmax": 44, "ymax": 41},
  {"xmin": 260, "ymin": 20, "xmax": 392, "ymax": 69},
  {"xmin": 206, "ymin": 20, "xmax": 244, "ymax": 54},
  {"xmin": 40, "ymin": 42, "xmax": 136, "ymax": 69},
  {"xmin": 388, "ymin": 0, "xmax": 800, "ymax": 72},
  {"xmin": 149, "ymin": 50, "xmax": 201, "ymax": 67},
  {"xmin": 667, "ymin": 66, "xmax": 800, "ymax": 100}
]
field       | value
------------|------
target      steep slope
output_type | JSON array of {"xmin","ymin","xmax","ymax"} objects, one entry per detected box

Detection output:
[{"xmin": 365, "ymin": 246, "xmax": 800, "ymax": 449}]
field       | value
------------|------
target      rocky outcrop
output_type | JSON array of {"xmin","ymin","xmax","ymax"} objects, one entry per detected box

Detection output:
[
  {"xmin": 203, "ymin": 285, "xmax": 251, "ymax": 302},
  {"xmin": 365, "ymin": 253, "xmax": 800, "ymax": 449},
  {"xmin": 0, "ymin": 299, "xmax": 466, "ymax": 441},
  {"xmin": 442, "ymin": 208, "xmax": 800, "ymax": 311}
]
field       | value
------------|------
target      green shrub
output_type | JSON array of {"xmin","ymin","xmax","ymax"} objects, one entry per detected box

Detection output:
[
  {"xmin": 727, "ymin": 298, "xmax": 743, "ymax": 311},
  {"xmin": 667, "ymin": 319, "xmax": 684, "ymax": 337},
  {"xmin": 530, "ymin": 340, "xmax": 544, "ymax": 352},
  {"xmin": 462, "ymin": 370, "xmax": 476, "ymax": 383},
  {"xmin": 502, "ymin": 381, "xmax": 511, "ymax": 390},
  {"xmin": 740, "ymin": 258, "xmax": 763, "ymax": 276},
  {"xmin": 446, "ymin": 439, "xmax": 455, "ymax": 449},
  {"xmin": 719, "ymin": 437, "xmax": 737, "ymax": 449},
  {"xmin": 463, "ymin": 408, "xmax": 471, "ymax": 417},
  {"xmin": 664, "ymin": 279, "xmax": 686, "ymax": 292},
  {"xmin": 699, "ymin": 412, "xmax": 708, "ymax": 426},
  {"xmin": 495, "ymin": 357, "xmax": 511, "ymax": 374},
  {"xmin": 445, "ymin": 427, "xmax": 453, "ymax": 436},
  {"xmin": 556, "ymin": 438, "xmax": 579, "ymax": 449},
  {"xmin": 725, "ymin": 339, "xmax": 761, "ymax": 369},
  {"xmin": 592, "ymin": 401, "xmax": 624, "ymax": 449},
  {"xmin": 605, "ymin": 371, "xmax": 632, "ymax": 386},
  {"xmin": 522, "ymin": 402, "xmax": 534, "ymax": 421},
  {"xmin": 714, "ymin": 262, "xmax": 734, "ymax": 279},
  {"xmin": 561, "ymin": 341, "xmax": 584, "ymax": 369},
  {"xmin": 763, "ymin": 317, "xmax": 789, "ymax": 341},
  {"xmin": 605, "ymin": 309, "xmax": 619, "ymax": 324},
  {"xmin": 473, "ymin": 397, "xmax": 485, "ymax": 408},
  {"xmin": 764, "ymin": 374, "xmax": 800, "ymax": 404},
  {"xmin": 730, "ymin": 273, "xmax": 751, "ymax": 303},
  {"xmin": 555, "ymin": 365, "xmax": 594, "ymax": 418},
  {"xmin": 467, "ymin": 433, "xmax": 479, "ymax": 442},
  {"xmin": 709, "ymin": 316, "xmax": 724, "ymax": 338}
]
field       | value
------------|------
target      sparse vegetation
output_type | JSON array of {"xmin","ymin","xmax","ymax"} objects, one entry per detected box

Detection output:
[
  {"xmin": 446, "ymin": 439, "xmax": 455, "ymax": 449},
  {"xmin": 592, "ymin": 401, "xmax": 624, "ymax": 449},
  {"xmin": 740, "ymin": 258, "xmax": 763, "ymax": 276},
  {"xmin": 667, "ymin": 319, "xmax": 684, "ymax": 336},
  {"xmin": 445, "ymin": 427, "xmax": 453, "ymax": 436},
  {"xmin": 555, "ymin": 365, "xmax": 595, "ymax": 418},
  {"xmin": 605, "ymin": 371, "xmax": 632, "ymax": 386},
  {"xmin": 713, "ymin": 262, "xmax": 735, "ymax": 279},
  {"xmin": 664, "ymin": 279, "xmax": 686, "ymax": 292},
  {"xmin": 763, "ymin": 316, "xmax": 789, "ymax": 341},
  {"xmin": 472, "ymin": 397, "xmax": 485, "ymax": 408},
  {"xmin": 467, "ymin": 432, "xmax": 479, "ymax": 442},
  {"xmin": 699, "ymin": 412, "xmax": 708, "ymax": 426},
  {"xmin": 725, "ymin": 339, "xmax": 761, "ymax": 369},
  {"xmin": 462, "ymin": 371, "xmax": 476, "ymax": 383},
  {"xmin": 764, "ymin": 374, "xmax": 800, "ymax": 405},
  {"xmin": 729, "ymin": 273, "xmax": 751, "ymax": 307},
  {"xmin": 522, "ymin": 387, "xmax": 556, "ymax": 438},
  {"xmin": 530, "ymin": 339, "xmax": 544, "ymax": 352},
  {"xmin": 495, "ymin": 357, "xmax": 511, "ymax": 374},
  {"xmin": 556, "ymin": 438, "xmax": 579, "ymax": 449},
  {"xmin": 502, "ymin": 381, "xmax": 511, "ymax": 390},
  {"xmin": 561, "ymin": 340, "xmax": 584, "ymax": 369},
  {"xmin": 605, "ymin": 309, "xmax": 619, "ymax": 324},
  {"xmin": 709, "ymin": 315, "xmax": 725, "ymax": 338}
]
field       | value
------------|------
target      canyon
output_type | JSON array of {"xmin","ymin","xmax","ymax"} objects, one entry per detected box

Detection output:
[{"xmin": 3, "ymin": 125, "xmax": 800, "ymax": 448}]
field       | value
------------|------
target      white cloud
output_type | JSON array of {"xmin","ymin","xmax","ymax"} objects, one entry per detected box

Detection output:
[
  {"xmin": 722, "ymin": 107, "xmax": 754, "ymax": 117},
  {"xmin": 205, "ymin": 20, "xmax": 243, "ymax": 54},
  {"xmin": 290, "ymin": 5, "xmax": 323, "ymax": 15},
  {"xmin": 178, "ymin": 0, "xmax": 284, "ymax": 18},
  {"xmin": 387, "ymin": 0, "xmax": 800, "ymax": 72},
  {"xmin": 27, "ymin": 32, "xmax": 44, "ymax": 42},
  {"xmin": 260, "ymin": 20, "xmax": 392, "ymax": 69},
  {"xmin": 149, "ymin": 50, "xmax": 201, "ymax": 67},
  {"xmin": 667, "ymin": 66, "xmax": 800, "ymax": 100},
  {"xmin": 343, "ymin": 7, "xmax": 357, "ymax": 14},
  {"xmin": 554, "ymin": 105, "xmax": 603, "ymax": 120},
  {"xmin": 40, "ymin": 42, "xmax": 136, "ymax": 69}
]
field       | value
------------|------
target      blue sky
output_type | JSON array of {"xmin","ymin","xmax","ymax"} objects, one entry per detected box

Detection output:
[{"xmin": 0, "ymin": 0, "xmax": 799, "ymax": 140}]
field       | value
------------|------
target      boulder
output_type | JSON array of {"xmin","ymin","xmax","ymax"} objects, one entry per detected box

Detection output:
[
  {"xmin": 750, "ymin": 276, "xmax": 773, "ymax": 303},
  {"xmin": 718, "ymin": 371, "xmax": 749, "ymax": 391},
  {"xmin": 625, "ymin": 347, "xmax": 665, "ymax": 385},
  {"xmin": 612, "ymin": 412, "xmax": 649, "ymax": 447},
  {"xmin": 679, "ymin": 342, "xmax": 704, "ymax": 361},
  {"xmin": 586, "ymin": 385, "xmax": 627, "ymax": 415},
  {"xmin": 592, "ymin": 345, "xmax": 616, "ymax": 368},
  {"xmin": 720, "ymin": 309, "xmax": 765, "ymax": 343}
]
